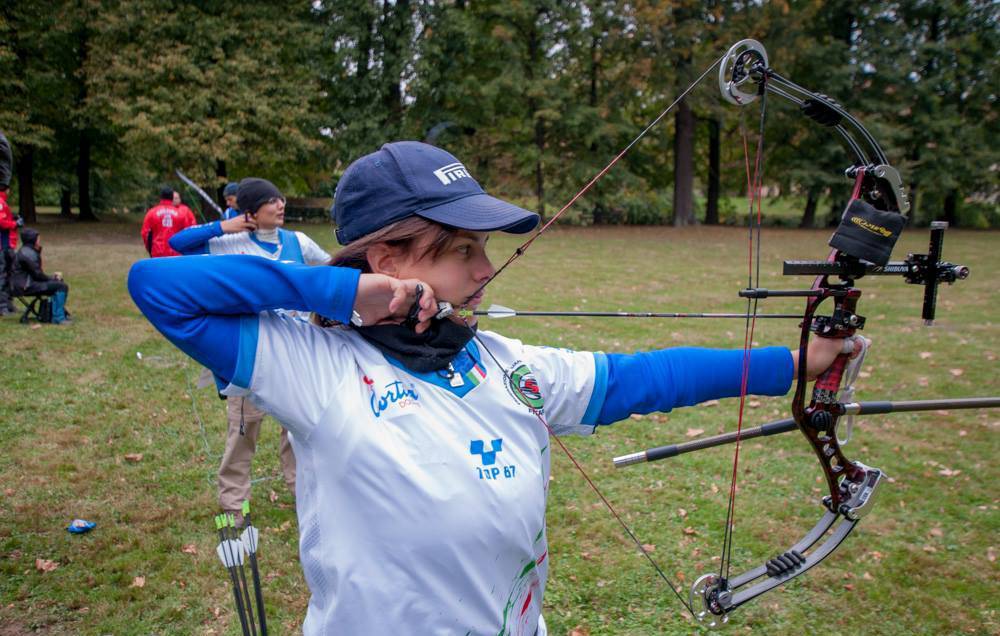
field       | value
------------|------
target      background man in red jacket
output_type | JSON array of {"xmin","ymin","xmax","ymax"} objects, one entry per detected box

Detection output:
[{"xmin": 141, "ymin": 186, "xmax": 196, "ymax": 257}]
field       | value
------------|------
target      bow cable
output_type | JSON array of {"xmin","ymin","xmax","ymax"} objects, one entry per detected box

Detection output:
[{"xmin": 719, "ymin": 78, "xmax": 770, "ymax": 585}]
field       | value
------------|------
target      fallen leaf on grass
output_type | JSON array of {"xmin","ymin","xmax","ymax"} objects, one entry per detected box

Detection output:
[
  {"xmin": 124, "ymin": 453, "xmax": 143, "ymax": 463},
  {"xmin": 3, "ymin": 488, "xmax": 13, "ymax": 496},
  {"xmin": 269, "ymin": 490, "xmax": 279, "ymax": 503},
  {"xmin": 949, "ymin": 368, "xmax": 964, "ymax": 377},
  {"xmin": 569, "ymin": 626, "xmax": 591, "ymax": 636},
  {"xmin": 919, "ymin": 351, "xmax": 932, "ymax": 359},
  {"xmin": 929, "ymin": 527, "xmax": 944, "ymax": 538},
  {"xmin": 677, "ymin": 508, "xmax": 688, "ymax": 518},
  {"xmin": 986, "ymin": 547, "xmax": 996, "ymax": 563},
  {"xmin": 181, "ymin": 544, "xmax": 197, "ymax": 555},
  {"xmin": 938, "ymin": 467, "xmax": 961, "ymax": 477},
  {"xmin": 131, "ymin": 576, "xmax": 145, "ymax": 588},
  {"xmin": 685, "ymin": 428, "xmax": 704, "ymax": 437},
  {"xmin": 844, "ymin": 583, "xmax": 854, "ymax": 591},
  {"xmin": 641, "ymin": 543, "xmax": 656, "ymax": 553},
  {"xmin": 36, "ymin": 558, "xmax": 58, "ymax": 572},
  {"xmin": 682, "ymin": 527, "xmax": 697, "ymax": 536},
  {"xmin": 863, "ymin": 572, "xmax": 874, "ymax": 581}
]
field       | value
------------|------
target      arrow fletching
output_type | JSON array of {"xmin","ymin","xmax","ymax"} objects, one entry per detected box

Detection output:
[
  {"xmin": 482, "ymin": 304, "xmax": 516, "ymax": 319},
  {"xmin": 216, "ymin": 539, "xmax": 245, "ymax": 567},
  {"xmin": 240, "ymin": 526, "xmax": 260, "ymax": 555}
]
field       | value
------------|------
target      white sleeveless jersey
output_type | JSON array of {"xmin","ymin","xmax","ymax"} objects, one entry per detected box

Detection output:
[{"xmin": 225, "ymin": 311, "xmax": 597, "ymax": 635}]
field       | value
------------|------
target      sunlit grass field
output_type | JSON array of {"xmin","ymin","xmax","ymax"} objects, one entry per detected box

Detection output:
[{"xmin": 0, "ymin": 216, "xmax": 996, "ymax": 635}]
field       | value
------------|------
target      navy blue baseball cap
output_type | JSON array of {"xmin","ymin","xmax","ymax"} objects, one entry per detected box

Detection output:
[{"xmin": 332, "ymin": 141, "xmax": 540, "ymax": 245}]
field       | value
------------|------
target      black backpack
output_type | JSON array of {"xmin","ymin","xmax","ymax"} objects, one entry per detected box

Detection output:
[{"xmin": 37, "ymin": 297, "xmax": 53, "ymax": 323}]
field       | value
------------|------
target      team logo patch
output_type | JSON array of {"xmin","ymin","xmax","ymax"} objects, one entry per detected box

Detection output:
[
  {"xmin": 470, "ymin": 438, "xmax": 503, "ymax": 465},
  {"xmin": 364, "ymin": 374, "xmax": 420, "ymax": 418},
  {"xmin": 503, "ymin": 361, "xmax": 544, "ymax": 412},
  {"xmin": 432, "ymin": 162, "xmax": 471, "ymax": 185}
]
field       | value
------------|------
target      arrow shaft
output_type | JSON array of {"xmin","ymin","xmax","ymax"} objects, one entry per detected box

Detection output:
[
  {"xmin": 476, "ymin": 309, "xmax": 801, "ymax": 319},
  {"xmin": 217, "ymin": 526, "xmax": 252, "ymax": 636}
]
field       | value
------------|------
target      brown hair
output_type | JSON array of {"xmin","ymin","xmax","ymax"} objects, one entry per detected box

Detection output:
[
  {"xmin": 329, "ymin": 216, "xmax": 459, "ymax": 272},
  {"xmin": 314, "ymin": 217, "xmax": 459, "ymax": 327}
]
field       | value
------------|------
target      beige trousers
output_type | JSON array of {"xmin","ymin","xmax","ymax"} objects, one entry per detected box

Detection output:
[{"xmin": 217, "ymin": 395, "xmax": 296, "ymax": 512}]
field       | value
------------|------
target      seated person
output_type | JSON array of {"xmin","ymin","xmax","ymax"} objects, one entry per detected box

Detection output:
[{"xmin": 11, "ymin": 228, "xmax": 70, "ymax": 323}]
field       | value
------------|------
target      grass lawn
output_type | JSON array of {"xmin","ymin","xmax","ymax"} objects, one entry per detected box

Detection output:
[{"xmin": 0, "ymin": 216, "xmax": 997, "ymax": 635}]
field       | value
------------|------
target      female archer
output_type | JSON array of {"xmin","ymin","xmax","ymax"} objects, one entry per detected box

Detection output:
[{"xmin": 128, "ymin": 141, "xmax": 849, "ymax": 635}]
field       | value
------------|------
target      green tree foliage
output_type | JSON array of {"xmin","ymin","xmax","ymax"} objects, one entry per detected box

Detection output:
[
  {"xmin": 0, "ymin": 0, "xmax": 995, "ymax": 223},
  {"xmin": 89, "ymin": 0, "xmax": 325, "ymax": 195}
]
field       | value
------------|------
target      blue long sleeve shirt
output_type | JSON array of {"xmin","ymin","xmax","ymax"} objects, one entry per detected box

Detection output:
[{"xmin": 127, "ymin": 256, "xmax": 792, "ymax": 422}]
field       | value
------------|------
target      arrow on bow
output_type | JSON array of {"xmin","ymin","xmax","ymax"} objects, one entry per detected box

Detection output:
[{"xmin": 457, "ymin": 303, "xmax": 802, "ymax": 320}]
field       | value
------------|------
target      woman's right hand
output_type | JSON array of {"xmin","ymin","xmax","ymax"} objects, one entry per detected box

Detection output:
[
  {"xmin": 220, "ymin": 216, "xmax": 257, "ymax": 234},
  {"xmin": 354, "ymin": 274, "xmax": 439, "ymax": 333}
]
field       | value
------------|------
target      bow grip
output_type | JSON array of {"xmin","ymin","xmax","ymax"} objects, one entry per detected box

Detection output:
[{"xmin": 813, "ymin": 352, "xmax": 849, "ymax": 396}]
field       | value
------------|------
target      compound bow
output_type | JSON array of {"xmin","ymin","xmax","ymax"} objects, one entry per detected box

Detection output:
[
  {"xmin": 454, "ymin": 38, "xmax": 997, "ymax": 628},
  {"xmin": 617, "ymin": 39, "xmax": 993, "ymax": 627}
]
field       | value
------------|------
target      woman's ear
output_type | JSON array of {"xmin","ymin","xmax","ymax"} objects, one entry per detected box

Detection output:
[{"xmin": 366, "ymin": 243, "xmax": 401, "ymax": 277}]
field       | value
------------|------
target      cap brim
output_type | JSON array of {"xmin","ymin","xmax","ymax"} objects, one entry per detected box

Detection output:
[{"xmin": 416, "ymin": 193, "xmax": 540, "ymax": 234}]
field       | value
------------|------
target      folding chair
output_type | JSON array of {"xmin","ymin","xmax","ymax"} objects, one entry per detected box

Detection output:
[{"xmin": 13, "ymin": 292, "xmax": 53, "ymax": 324}]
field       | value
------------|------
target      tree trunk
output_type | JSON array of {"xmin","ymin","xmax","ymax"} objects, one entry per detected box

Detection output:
[
  {"xmin": 908, "ymin": 182, "xmax": 919, "ymax": 224},
  {"xmin": 15, "ymin": 145, "xmax": 37, "ymax": 223},
  {"xmin": 60, "ymin": 187, "xmax": 73, "ymax": 218},
  {"xmin": 826, "ymin": 196, "xmax": 845, "ymax": 227},
  {"xmin": 534, "ymin": 117, "xmax": 545, "ymax": 219},
  {"xmin": 705, "ymin": 118, "xmax": 720, "ymax": 225},
  {"xmin": 800, "ymin": 185, "xmax": 820, "ymax": 228},
  {"xmin": 672, "ymin": 99, "xmax": 695, "ymax": 226},
  {"xmin": 215, "ymin": 158, "xmax": 228, "ymax": 207},
  {"xmin": 380, "ymin": 0, "xmax": 409, "ymax": 130},
  {"xmin": 76, "ymin": 133, "xmax": 97, "ymax": 221},
  {"xmin": 74, "ymin": 18, "xmax": 97, "ymax": 222},
  {"xmin": 526, "ymin": 19, "xmax": 545, "ymax": 218},
  {"xmin": 943, "ymin": 189, "xmax": 958, "ymax": 226}
]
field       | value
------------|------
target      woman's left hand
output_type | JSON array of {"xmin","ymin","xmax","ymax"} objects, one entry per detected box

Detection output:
[{"xmin": 794, "ymin": 336, "xmax": 866, "ymax": 381}]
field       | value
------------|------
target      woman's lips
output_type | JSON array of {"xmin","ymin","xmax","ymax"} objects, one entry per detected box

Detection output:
[{"xmin": 466, "ymin": 292, "xmax": 484, "ymax": 308}]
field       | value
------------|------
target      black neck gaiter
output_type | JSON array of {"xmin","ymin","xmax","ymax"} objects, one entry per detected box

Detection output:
[{"xmin": 356, "ymin": 319, "xmax": 476, "ymax": 373}]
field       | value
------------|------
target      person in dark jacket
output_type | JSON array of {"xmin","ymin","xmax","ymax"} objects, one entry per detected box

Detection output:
[{"xmin": 11, "ymin": 228, "xmax": 70, "ymax": 323}]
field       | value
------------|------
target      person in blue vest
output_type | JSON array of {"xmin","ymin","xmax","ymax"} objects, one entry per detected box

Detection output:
[
  {"xmin": 169, "ymin": 177, "xmax": 331, "ymax": 523},
  {"xmin": 220, "ymin": 182, "xmax": 240, "ymax": 220}
]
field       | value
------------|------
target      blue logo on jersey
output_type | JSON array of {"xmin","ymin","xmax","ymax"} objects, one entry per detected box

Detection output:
[
  {"xmin": 368, "ymin": 379, "xmax": 420, "ymax": 418},
  {"xmin": 470, "ymin": 438, "xmax": 503, "ymax": 465}
]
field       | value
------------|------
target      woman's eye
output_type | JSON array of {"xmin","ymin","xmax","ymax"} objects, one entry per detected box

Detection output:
[{"xmin": 457, "ymin": 245, "xmax": 471, "ymax": 255}]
